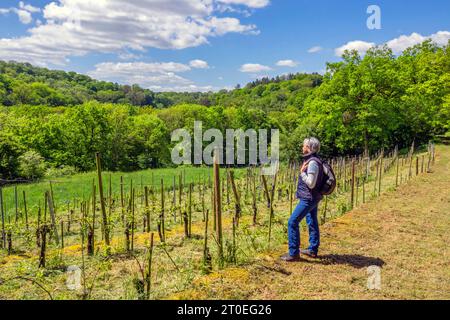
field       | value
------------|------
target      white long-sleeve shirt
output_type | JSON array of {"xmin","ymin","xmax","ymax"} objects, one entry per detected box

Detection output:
[{"xmin": 301, "ymin": 160, "xmax": 320, "ymax": 189}]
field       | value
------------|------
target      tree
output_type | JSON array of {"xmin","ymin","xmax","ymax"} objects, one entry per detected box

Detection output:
[
  {"xmin": 128, "ymin": 114, "xmax": 170, "ymax": 169},
  {"xmin": 63, "ymin": 102, "xmax": 112, "ymax": 171},
  {"xmin": 18, "ymin": 150, "xmax": 47, "ymax": 180},
  {"xmin": 10, "ymin": 82, "xmax": 37, "ymax": 105},
  {"xmin": 0, "ymin": 131, "xmax": 23, "ymax": 179}
]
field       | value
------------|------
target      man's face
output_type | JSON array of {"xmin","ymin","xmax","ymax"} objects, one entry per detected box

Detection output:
[{"xmin": 302, "ymin": 143, "xmax": 310, "ymax": 155}]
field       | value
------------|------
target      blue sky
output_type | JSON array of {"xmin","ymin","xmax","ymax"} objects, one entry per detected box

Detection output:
[{"xmin": 0, "ymin": 0, "xmax": 449, "ymax": 91}]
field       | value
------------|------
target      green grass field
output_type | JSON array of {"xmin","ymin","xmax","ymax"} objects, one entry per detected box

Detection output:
[{"xmin": 0, "ymin": 166, "xmax": 243, "ymax": 219}]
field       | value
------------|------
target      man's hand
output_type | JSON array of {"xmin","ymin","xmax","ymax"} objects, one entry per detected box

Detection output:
[{"xmin": 301, "ymin": 161, "xmax": 309, "ymax": 173}]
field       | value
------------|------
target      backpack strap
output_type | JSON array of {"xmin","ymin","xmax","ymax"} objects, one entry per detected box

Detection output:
[
  {"xmin": 306, "ymin": 156, "xmax": 322, "ymax": 167},
  {"xmin": 307, "ymin": 156, "xmax": 324, "ymax": 193}
]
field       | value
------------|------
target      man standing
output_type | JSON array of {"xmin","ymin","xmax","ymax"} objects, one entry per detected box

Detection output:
[{"xmin": 281, "ymin": 137, "xmax": 324, "ymax": 262}]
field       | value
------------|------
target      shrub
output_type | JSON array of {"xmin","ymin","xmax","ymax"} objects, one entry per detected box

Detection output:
[
  {"xmin": 18, "ymin": 150, "xmax": 47, "ymax": 180},
  {"xmin": 45, "ymin": 165, "xmax": 77, "ymax": 178}
]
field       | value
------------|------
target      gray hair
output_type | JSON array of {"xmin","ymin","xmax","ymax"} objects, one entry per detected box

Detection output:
[{"xmin": 303, "ymin": 137, "xmax": 321, "ymax": 154}]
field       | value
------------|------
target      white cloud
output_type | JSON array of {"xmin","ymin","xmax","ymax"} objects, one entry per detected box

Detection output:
[
  {"xmin": 239, "ymin": 63, "xmax": 272, "ymax": 73},
  {"xmin": 215, "ymin": 4, "xmax": 251, "ymax": 17},
  {"xmin": 92, "ymin": 61, "xmax": 192, "ymax": 75},
  {"xmin": 189, "ymin": 59, "xmax": 210, "ymax": 69},
  {"xmin": 335, "ymin": 40, "xmax": 375, "ymax": 57},
  {"xmin": 308, "ymin": 46, "xmax": 323, "ymax": 53},
  {"xmin": 19, "ymin": 2, "xmax": 40, "ymax": 13},
  {"xmin": 0, "ymin": 0, "xmax": 262, "ymax": 66},
  {"xmin": 276, "ymin": 59, "xmax": 298, "ymax": 67},
  {"xmin": 386, "ymin": 31, "xmax": 450, "ymax": 54},
  {"xmin": 88, "ymin": 61, "xmax": 219, "ymax": 92},
  {"xmin": 335, "ymin": 31, "xmax": 450, "ymax": 57},
  {"xmin": 0, "ymin": 2, "xmax": 40, "ymax": 25},
  {"xmin": 430, "ymin": 31, "xmax": 450, "ymax": 46},
  {"xmin": 217, "ymin": 0, "xmax": 270, "ymax": 9},
  {"xmin": 13, "ymin": 8, "xmax": 32, "ymax": 24},
  {"xmin": 385, "ymin": 33, "xmax": 426, "ymax": 54},
  {"xmin": 118, "ymin": 52, "xmax": 142, "ymax": 61},
  {"xmin": 149, "ymin": 84, "xmax": 216, "ymax": 93}
]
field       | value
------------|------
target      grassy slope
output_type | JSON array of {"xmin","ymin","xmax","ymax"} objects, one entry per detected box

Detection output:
[{"xmin": 175, "ymin": 145, "xmax": 450, "ymax": 300}]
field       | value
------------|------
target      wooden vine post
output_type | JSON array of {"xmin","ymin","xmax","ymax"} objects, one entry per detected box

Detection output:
[
  {"xmin": 90, "ymin": 182, "xmax": 96, "ymax": 255},
  {"xmin": 201, "ymin": 181, "xmax": 206, "ymax": 222},
  {"xmin": 269, "ymin": 171, "xmax": 278, "ymax": 242},
  {"xmin": 408, "ymin": 142, "xmax": 414, "ymax": 179},
  {"xmin": 146, "ymin": 233, "xmax": 154, "ymax": 300},
  {"xmin": 228, "ymin": 170, "xmax": 241, "ymax": 227},
  {"xmin": 321, "ymin": 196, "xmax": 328, "ymax": 224},
  {"xmin": 145, "ymin": 186, "xmax": 150, "ymax": 232},
  {"xmin": 378, "ymin": 150, "xmax": 383, "ymax": 197},
  {"xmin": 131, "ymin": 188, "xmax": 135, "ymax": 251},
  {"xmin": 108, "ymin": 174, "xmax": 112, "ymax": 222},
  {"xmin": 38, "ymin": 225, "xmax": 50, "ymax": 268},
  {"xmin": 421, "ymin": 155, "xmax": 424, "ymax": 174},
  {"xmin": 289, "ymin": 175, "xmax": 293, "ymax": 215},
  {"xmin": 252, "ymin": 169, "xmax": 258, "ymax": 225},
  {"xmin": 189, "ymin": 183, "xmax": 193, "ymax": 236},
  {"xmin": 120, "ymin": 176, "xmax": 124, "ymax": 219},
  {"xmin": 262, "ymin": 171, "xmax": 277, "ymax": 245},
  {"xmin": 173, "ymin": 176, "xmax": 177, "ymax": 222},
  {"xmin": 124, "ymin": 192, "xmax": 131, "ymax": 252},
  {"xmin": 415, "ymin": 156, "xmax": 419, "ymax": 176},
  {"xmin": 14, "ymin": 186, "xmax": 18, "ymax": 224},
  {"xmin": 213, "ymin": 148, "xmax": 223, "ymax": 267},
  {"xmin": 396, "ymin": 154, "xmax": 400, "ymax": 187},
  {"xmin": 95, "ymin": 152, "xmax": 110, "ymax": 247},
  {"xmin": 350, "ymin": 159, "xmax": 355, "ymax": 209},
  {"xmin": 178, "ymin": 174, "xmax": 183, "ymax": 223},
  {"xmin": 60, "ymin": 221, "xmax": 64, "ymax": 249},
  {"xmin": 6, "ymin": 229, "xmax": 12, "ymax": 255},
  {"xmin": 203, "ymin": 209, "xmax": 212, "ymax": 273},
  {"xmin": 46, "ymin": 191, "xmax": 59, "ymax": 245},
  {"xmin": 362, "ymin": 177, "xmax": 366, "ymax": 203},
  {"xmin": 432, "ymin": 143, "xmax": 435, "ymax": 165},
  {"xmin": 226, "ymin": 168, "xmax": 230, "ymax": 205},
  {"xmin": 343, "ymin": 158, "xmax": 347, "ymax": 192},
  {"xmin": 211, "ymin": 182, "xmax": 216, "ymax": 232},
  {"xmin": 159, "ymin": 179, "xmax": 165, "ymax": 242},
  {"xmin": 0, "ymin": 187, "xmax": 5, "ymax": 248},
  {"xmin": 23, "ymin": 191, "xmax": 29, "ymax": 230}
]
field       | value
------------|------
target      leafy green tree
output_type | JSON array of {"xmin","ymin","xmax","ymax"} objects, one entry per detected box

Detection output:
[
  {"xmin": 0, "ymin": 131, "xmax": 23, "ymax": 179},
  {"xmin": 96, "ymin": 90, "xmax": 125, "ymax": 103},
  {"xmin": 63, "ymin": 102, "xmax": 112, "ymax": 171},
  {"xmin": 10, "ymin": 82, "xmax": 37, "ymax": 105},
  {"xmin": 128, "ymin": 114, "xmax": 170, "ymax": 169},
  {"xmin": 18, "ymin": 150, "xmax": 47, "ymax": 180}
]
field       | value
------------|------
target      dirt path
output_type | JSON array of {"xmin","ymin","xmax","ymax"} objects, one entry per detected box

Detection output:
[{"xmin": 176, "ymin": 145, "xmax": 450, "ymax": 300}]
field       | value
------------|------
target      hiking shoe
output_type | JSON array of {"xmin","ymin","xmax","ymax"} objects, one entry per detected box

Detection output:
[
  {"xmin": 300, "ymin": 249, "xmax": 318, "ymax": 258},
  {"xmin": 280, "ymin": 253, "xmax": 301, "ymax": 262}
]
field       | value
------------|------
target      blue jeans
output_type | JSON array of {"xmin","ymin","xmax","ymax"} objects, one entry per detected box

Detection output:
[{"xmin": 288, "ymin": 199, "xmax": 320, "ymax": 256}]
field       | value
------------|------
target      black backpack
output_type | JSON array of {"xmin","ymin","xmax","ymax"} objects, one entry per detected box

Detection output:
[{"xmin": 319, "ymin": 160, "xmax": 336, "ymax": 196}]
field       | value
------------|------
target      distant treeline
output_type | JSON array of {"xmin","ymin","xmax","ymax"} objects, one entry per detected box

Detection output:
[
  {"xmin": 0, "ymin": 60, "xmax": 321, "ymax": 111},
  {"xmin": 0, "ymin": 40, "xmax": 449, "ymax": 180},
  {"xmin": 156, "ymin": 72, "xmax": 323, "ymax": 112}
]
